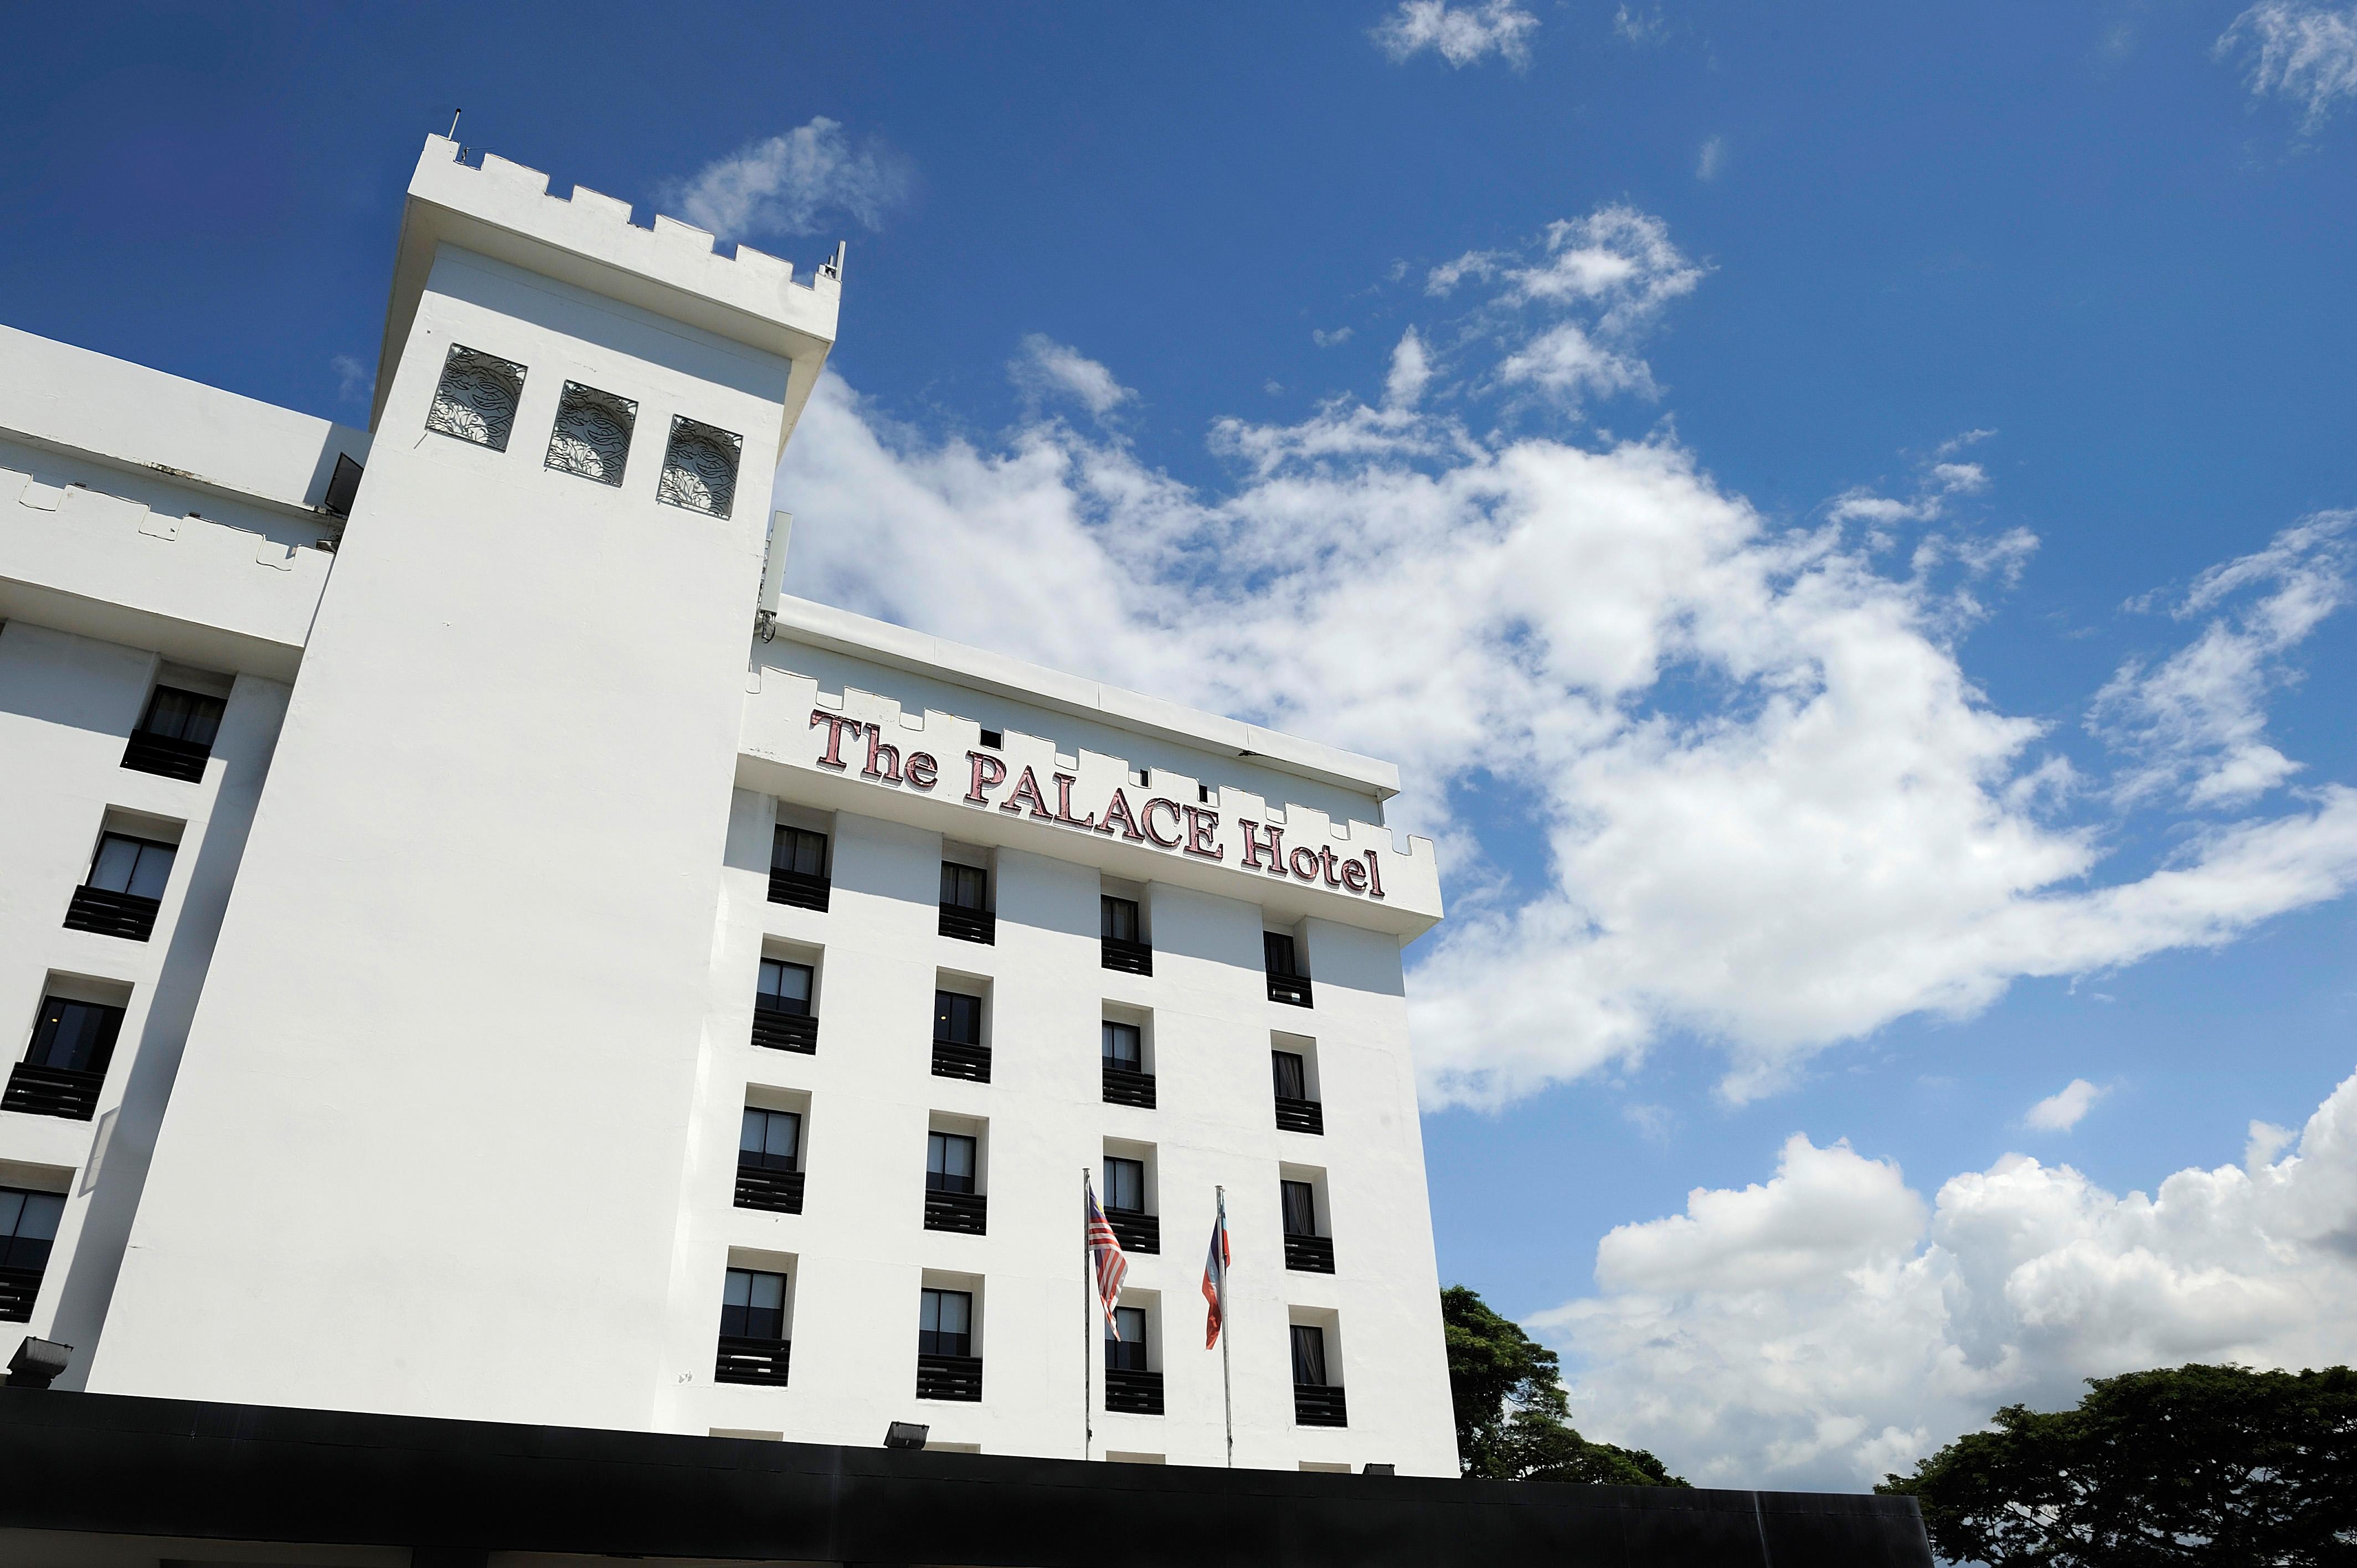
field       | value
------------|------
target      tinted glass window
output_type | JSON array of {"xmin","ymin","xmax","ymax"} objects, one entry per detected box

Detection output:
[
  {"xmin": 757, "ymin": 958, "xmax": 813, "ymax": 1014},
  {"xmin": 25, "ymin": 996, "xmax": 125, "ymax": 1075},
  {"xmin": 1272, "ymin": 1050, "xmax": 1308, "ymax": 1101},
  {"xmin": 89, "ymin": 834, "xmax": 174, "ymax": 899},
  {"xmin": 1289, "ymin": 1324, "xmax": 1329, "ymax": 1387},
  {"xmin": 721, "ymin": 1266, "xmax": 788, "ymax": 1340},
  {"xmin": 1102, "ymin": 896, "xmax": 1140, "ymax": 942},
  {"xmin": 1101, "ymin": 1022, "xmax": 1143, "ymax": 1072},
  {"xmin": 739, "ymin": 1108, "xmax": 801, "ymax": 1169},
  {"xmin": 934, "ymin": 991, "xmax": 982, "ymax": 1045},
  {"xmin": 773, "ymin": 826, "xmax": 827, "ymax": 878},
  {"xmin": 1105, "ymin": 1157, "xmax": 1145, "ymax": 1213},
  {"xmin": 940, "ymin": 863, "xmax": 987, "ymax": 910},
  {"xmin": 141, "ymin": 687, "xmax": 225, "ymax": 747},
  {"xmin": 0, "ymin": 1187, "xmax": 65, "ymax": 1274},
  {"xmin": 1263, "ymin": 931, "xmax": 1299, "ymax": 978},
  {"xmin": 919, "ymin": 1286, "xmax": 973, "ymax": 1355},
  {"xmin": 1107, "ymin": 1306, "xmax": 1149, "ymax": 1370},
  {"xmin": 1282, "ymin": 1179, "xmax": 1318, "ymax": 1237},
  {"xmin": 927, "ymin": 1132, "xmax": 977, "ymax": 1193}
]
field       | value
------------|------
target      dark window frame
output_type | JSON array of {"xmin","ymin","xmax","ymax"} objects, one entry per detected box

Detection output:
[
  {"xmin": 934, "ymin": 990, "xmax": 984, "ymax": 1047},
  {"xmin": 739, "ymin": 1107, "xmax": 801, "ymax": 1173},
  {"xmin": 756, "ymin": 958, "xmax": 814, "ymax": 1017},
  {"xmin": 1289, "ymin": 1323, "xmax": 1331, "ymax": 1388},
  {"xmin": 919, "ymin": 1286, "xmax": 974, "ymax": 1358},
  {"xmin": 927, "ymin": 1131, "xmax": 978, "ymax": 1195},
  {"xmin": 86, "ymin": 833, "xmax": 176, "ymax": 900},
  {"xmin": 23, "ymin": 996, "xmax": 126, "ymax": 1076},
  {"xmin": 720, "ymin": 1266, "xmax": 789, "ymax": 1343},
  {"xmin": 1100, "ymin": 1020, "xmax": 1143, "ymax": 1073},
  {"xmin": 1104, "ymin": 1156, "xmax": 1147, "ymax": 1215},
  {"xmin": 772, "ymin": 826, "xmax": 828, "ymax": 879}
]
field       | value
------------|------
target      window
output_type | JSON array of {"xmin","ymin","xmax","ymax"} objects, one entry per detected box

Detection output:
[
  {"xmin": 721, "ymin": 1267, "xmax": 788, "ymax": 1342},
  {"xmin": 0, "ymin": 1187, "xmax": 65, "ymax": 1319},
  {"xmin": 774, "ymin": 827, "xmax": 827, "ymax": 879},
  {"xmin": 544, "ymin": 381, "xmax": 636, "ymax": 486},
  {"xmin": 1263, "ymin": 931, "xmax": 1301, "ymax": 978},
  {"xmin": 919, "ymin": 1287, "xmax": 973, "ymax": 1357},
  {"xmin": 1105, "ymin": 1157, "xmax": 1146, "ymax": 1214},
  {"xmin": 927, "ymin": 1132, "xmax": 977, "ymax": 1195},
  {"xmin": 140, "ymin": 687, "xmax": 224, "ymax": 747},
  {"xmin": 1272, "ymin": 1050, "xmax": 1309, "ymax": 1102},
  {"xmin": 940, "ymin": 863, "xmax": 987, "ymax": 911},
  {"xmin": 1107, "ymin": 1306, "xmax": 1149, "ymax": 1372},
  {"xmin": 1102, "ymin": 1022, "xmax": 1143, "ymax": 1074},
  {"xmin": 740, "ymin": 1108, "xmax": 800, "ymax": 1173},
  {"xmin": 657, "ymin": 415, "xmax": 744, "ymax": 518},
  {"xmin": 425, "ymin": 344, "xmax": 526, "ymax": 451},
  {"xmin": 88, "ymin": 834, "xmax": 174, "ymax": 900},
  {"xmin": 756, "ymin": 959, "xmax": 812, "ymax": 1017},
  {"xmin": 1282, "ymin": 1179, "xmax": 1318, "ymax": 1238},
  {"xmin": 24, "ymin": 997, "xmax": 125, "ymax": 1076},
  {"xmin": 1102, "ymin": 896, "xmax": 1140, "ymax": 943},
  {"xmin": 1289, "ymin": 1324, "xmax": 1330, "ymax": 1388},
  {"xmin": 935, "ymin": 991, "xmax": 982, "ymax": 1046}
]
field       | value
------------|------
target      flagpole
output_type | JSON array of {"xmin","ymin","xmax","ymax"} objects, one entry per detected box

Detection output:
[
  {"xmin": 1217, "ymin": 1184, "xmax": 1233, "ymax": 1469},
  {"xmin": 1082, "ymin": 1168, "xmax": 1094, "ymax": 1463}
]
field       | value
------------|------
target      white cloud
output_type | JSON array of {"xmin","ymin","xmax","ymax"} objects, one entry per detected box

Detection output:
[
  {"xmin": 1534, "ymin": 1066, "xmax": 2357, "ymax": 1489},
  {"xmin": 775, "ymin": 201, "xmax": 2357, "ymax": 1111},
  {"xmin": 1008, "ymin": 334, "xmax": 1135, "ymax": 419},
  {"xmin": 1312, "ymin": 326, "xmax": 1355, "ymax": 348},
  {"xmin": 330, "ymin": 354, "xmax": 371, "ymax": 403},
  {"xmin": 661, "ymin": 117, "xmax": 910, "ymax": 240},
  {"xmin": 1613, "ymin": 3, "xmax": 1668, "ymax": 45},
  {"xmin": 2217, "ymin": 3, "xmax": 2357, "ymax": 133},
  {"xmin": 1696, "ymin": 135, "xmax": 1728, "ymax": 182},
  {"xmin": 2024, "ymin": 1077, "xmax": 2107, "ymax": 1131},
  {"xmin": 2091, "ymin": 512, "xmax": 2353, "ymax": 808},
  {"xmin": 1372, "ymin": 0, "xmax": 1540, "ymax": 68}
]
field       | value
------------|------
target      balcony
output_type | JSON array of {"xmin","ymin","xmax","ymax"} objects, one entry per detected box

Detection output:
[
  {"xmin": 766, "ymin": 869, "xmax": 830, "ymax": 912},
  {"xmin": 2, "ymin": 1063, "xmax": 104, "ymax": 1122},
  {"xmin": 121, "ymin": 730, "xmax": 210, "ymax": 782},
  {"xmin": 1100, "ymin": 937, "xmax": 1153, "ymax": 976},
  {"xmin": 917, "ymin": 1353, "xmax": 984, "ymax": 1402},
  {"xmin": 939, "ymin": 905, "xmax": 995, "ymax": 944},
  {"xmin": 1105, "ymin": 1209, "xmax": 1160, "ymax": 1255},
  {"xmin": 1294, "ymin": 1384, "xmax": 1348, "ymax": 1427},
  {"xmin": 1104, "ymin": 1367, "xmax": 1164, "ymax": 1415},
  {"xmin": 64, "ymin": 887, "xmax": 161, "ymax": 942},
  {"xmin": 0, "ymin": 1266, "xmax": 40, "ymax": 1323},
  {"xmin": 1100, "ymin": 1065, "xmax": 1156, "ymax": 1109},
  {"xmin": 714, "ymin": 1335, "xmax": 791, "ymax": 1386},
  {"xmin": 1284, "ymin": 1234, "xmax": 1336, "ymax": 1273},
  {"xmin": 750, "ymin": 1008, "xmax": 817, "ymax": 1054},
  {"xmin": 931, "ymin": 1039, "xmax": 991, "ymax": 1084},
  {"xmin": 1267, "ymin": 973, "xmax": 1314, "ymax": 1008},
  {"xmin": 734, "ymin": 1164, "xmax": 805, "ymax": 1214},
  {"xmin": 924, "ymin": 1189, "xmax": 987, "ymax": 1235},
  {"xmin": 1274, "ymin": 1096, "xmax": 1324, "ymax": 1136}
]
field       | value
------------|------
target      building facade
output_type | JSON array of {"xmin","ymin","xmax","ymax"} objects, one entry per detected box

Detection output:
[{"xmin": 0, "ymin": 137, "xmax": 1456, "ymax": 1476}]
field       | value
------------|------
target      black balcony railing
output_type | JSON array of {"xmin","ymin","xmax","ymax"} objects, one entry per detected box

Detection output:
[
  {"xmin": 1101, "ymin": 1065, "xmax": 1156, "ymax": 1109},
  {"xmin": 766, "ymin": 869, "xmax": 830, "ymax": 912},
  {"xmin": 1104, "ymin": 1367, "xmax": 1165, "ymax": 1415},
  {"xmin": 931, "ymin": 1039, "xmax": 991, "ymax": 1083},
  {"xmin": 1294, "ymin": 1384, "xmax": 1348, "ymax": 1427},
  {"xmin": 1100, "ymin": 937, "xmax": 1153, "ymax": 976},
  {"xmin": 2, "ymin": 1063, "xmax": 104, "ymax": 1122},
  {"xmin": 917, "ymin": 1353, "xmax": 984, "ymax": 1402},
  {"xmin": 1284, "ymin": 1234, "xmax": 1336, "ymax": 1273},
  {"xmin": 1106, "ymin": 1209, "xmax": 1160, "ymax": 1255},
  {"xmin": 64, "ymin": 887, "xmax": 161, "ymax": 942},
  {"xmin": 734, "ymin": 1164, "xmax": 805, "ymax": 1214},
  {"xmin": 924, "ymin": 1189, "xmax": 988, "ymax": 1235},
  {"xmin": 939, "ymin": 905, "xmax": 996, "ymax": 944},
  {"xmin": 1274, "ymin": 1096, "xmax": 1325, "ymax": 1135},
  {"xmin": 121, "ymin": 731, "xmax": 210, "ymax": 782},
  {"xmin": 750, "ymin": 1008, "xmax": 818, "ymax": 1054},
  {"xmin": 0, "ymin": 1266, "xmax": 41, "ymax": 1323},
  {"xmin": 714, "ymin": 1335, "xmax": 792, "ymax": 1386},
  {"xmin": 1267, "ymin": 973, "xmax": 1314, "ymax": 1008}
]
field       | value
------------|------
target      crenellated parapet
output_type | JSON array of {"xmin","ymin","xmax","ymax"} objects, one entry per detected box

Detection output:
[{"xmin": 738, "ymin": 665, "xmax": 1443, "ymax": 936}]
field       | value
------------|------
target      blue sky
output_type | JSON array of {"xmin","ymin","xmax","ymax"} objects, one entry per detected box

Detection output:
[{"xmin": 6, "ymin": 1, "xmax": 2356, "ymax": 1488}]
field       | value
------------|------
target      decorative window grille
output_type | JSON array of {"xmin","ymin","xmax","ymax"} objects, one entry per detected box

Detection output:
[
  {"xmin": 657, "ymin": 415, "xmax": 743, "ymax": 517},
  {"xmin": 544, "ymin": 382, "xmax": 636, "ymax": 485},
  {"xmin": 424, "ymin": 345, "xmax": 526, "ymax": 451}
]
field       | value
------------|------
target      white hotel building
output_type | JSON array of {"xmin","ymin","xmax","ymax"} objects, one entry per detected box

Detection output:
[{"xmin": 0, "ymin": 137, "xmax": 1460, "ymax": 1477}]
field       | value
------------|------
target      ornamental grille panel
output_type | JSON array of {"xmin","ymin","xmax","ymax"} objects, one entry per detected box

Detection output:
[
  {"xmin": 1104, "ymin": 1368, "xmax": 1164, "ymax": 1415},
  {"xmin": 425, "ymin": 345, "xmax": 525, "ymax": 451},
  {"xmin": 714, "ymin": 1335, "xmax": 791, "ymax": 1386},
  {"xmin": 923, "ymin": 1189, "xmax": 987, "ymax": 1235},
  {"xmin": 733, "ymin": 1165, "xmax": 805, "ymax": 1214},
  {"xmin": 1268, "ymin": 974, "xmax": 1314, "ymax": 1008},
  {"xmin": 750, "ymin": 1009, "xmax": 818, "ymax": 1054},
  {"xmin": 1100, "ymin": 937, "xmax": 1153, "ymax": 976},
  {"xmin": 64, "ymin": 888, "xmax": 161, "ymax": 942},
  {"xmin": 938, "ymin": 906, "xmax": 996, "ymax": 944},
  {"xmin": 0, "ymin": 1266, "xmax": 40, "ymax": 1323},
  {"xmin": 1100, "ymin": 1065, "xmax": 1156, "ymax": 1109},
  {"xmin": 657, "ymin": 416, "xmax": 743, "ymax": 518},
  {"xmin": 1274, "ymin": 1096, "xmax": 1325, "ymax": 1136},
  {"xmin": 1284, "ymin": 1234, "xmax": 1336, "ymax": 1273},
  {"xmin": 1106, "ymin": 1210, "xmax": 1159, "ymax": 1255},
  {"xmin": 544, "ymin": 382, "xmax": 636, "ymax": 486},
  {"xmin": 120, "ymin": 732, "xmax": 210, "ymax": 782},
  {"xmin": 916, "ymin": 1353, "xmax": 984, "ymax": 1402},
  {"xmin": 2, "ymin": 1064, "xmax": 104, "ymax": 1122},
  {"xmin": 1294, "ymin": 1384, "xmax": 1348, "ymax": 1427},
  {"xmin": 766, "ymin": 869, "xmax": 831, "ymax": 911},
  {"xmin": 930, "ymin": 1039, "xmax": 991, "ymax": 1083}
]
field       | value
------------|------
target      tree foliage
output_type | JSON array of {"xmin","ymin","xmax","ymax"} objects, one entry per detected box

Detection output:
[
  {"xmin": 1877, "ymin": 1363, "xmax": 2357, "ymax": 1566},
  {"xmin": 1441, "ymin": 1284, "xmax": 1689, "ymax": 1487}
]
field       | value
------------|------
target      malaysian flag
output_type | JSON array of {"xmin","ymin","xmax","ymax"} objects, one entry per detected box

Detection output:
[
  {"xmin": 1202, "ymin": 1188, "xmax": 1231, "ymax": 1349},
  {"xmin": 1085, "ymin": 1175, "xmax": 1128, "ymax": 1334}
]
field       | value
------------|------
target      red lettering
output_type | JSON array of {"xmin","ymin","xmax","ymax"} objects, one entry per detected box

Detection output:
[
  {"xmin": 1001, "ymin": 766, "xmax": 1056, "ymax": 820},
  {"xmin": 1317, "ymin": 846, "xmax": 1342, "ymax": 886},
  {"xmin": 1182, "ymin": 804, "xmax": 1225, "ymax": 860},
  {"xmin": 1365, "ymin": 850, "xmax": 1385, "ymax": 899},
  {"xmin": 1053, "ymin": 772, "xmax": 1097, "ymax": 829},
  {"xmin": 1341, "ymin": 859, "xmax": 1369, "ymax": 893},
  {"xmin": 862, "ymin": 726, "xmax": 903, "ymax": 784},
  {"xmin": 1240, "ymin": 819, "xmax": 1284, "ymax": 871},
  {"xmin": 1289, "ymin": 846, "xmax": 1320, "ymax": 881},
  {"xmin": 1143, "ymin": 797, "xmax": 1185, "ymax": 848},
  {"xmin": 965, "ymin": 751, "xmax": 1007, "ymax": 804},
  {"xmin": 907, "ymin": 752, "xmax": 939, "ymax": 790},
  {"xmin": 1100, "ymin": 788, "xmax": 1144, "ymax": 840},
  {"xmin": 810, "ymin": 709, "xmax": 860, "ymax": 771}
]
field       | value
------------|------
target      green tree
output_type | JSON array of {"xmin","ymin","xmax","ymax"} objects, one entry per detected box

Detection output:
[
  {"xmin": 1877, "ymin": 1364, "xmax": 2357, "ymax": 1566},
  {"xmin": 1440, "ymin": 1284, "xmax": 1689, "ymax": 1487}
]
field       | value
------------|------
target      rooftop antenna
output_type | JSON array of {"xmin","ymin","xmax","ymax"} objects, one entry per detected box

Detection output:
[{"xmin": 447, "ymin": 108, "xmax": 462, "ymax": 140}]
